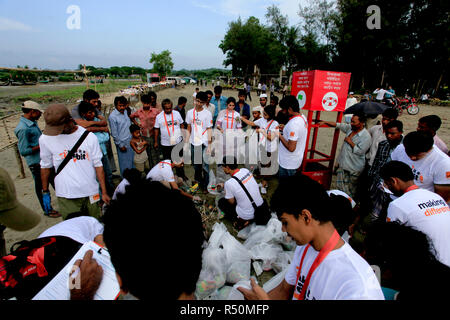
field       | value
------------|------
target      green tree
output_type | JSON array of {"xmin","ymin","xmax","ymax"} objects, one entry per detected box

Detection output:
[
  {"xmin": 220, "ymin": 16, "xmax": 284, "ymax": 77},
  {"xmin": 149, "ymin": 50, "xmax": 174, "ymax": 77}
]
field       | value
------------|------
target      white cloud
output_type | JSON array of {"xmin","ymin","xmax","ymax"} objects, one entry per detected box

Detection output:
[{"xmin": 0, "ymin": 17, "xmax": 33, "ymax": 31}]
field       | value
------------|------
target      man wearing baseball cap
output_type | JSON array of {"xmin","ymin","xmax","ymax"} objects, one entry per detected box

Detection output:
[
  {"xmin": 0, "ymin": 167, "xmax": 41, "ymax": 255},
  {"xmin": 14, "ymin": 101, "xmax": 61, "ymax": 218},
  {"xmin": 39, "ymin": 104, "xmax": 111, "ymax": 220}
]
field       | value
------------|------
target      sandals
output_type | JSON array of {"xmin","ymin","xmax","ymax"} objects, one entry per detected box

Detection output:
[{"xmin": 45, "ymin": 210, "xmax": 61, "ymax": 218}]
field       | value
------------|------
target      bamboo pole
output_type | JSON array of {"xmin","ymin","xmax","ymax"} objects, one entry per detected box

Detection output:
[{"xmin": 2, "ymin": 118, "xmax": 25, "ymax": 178}]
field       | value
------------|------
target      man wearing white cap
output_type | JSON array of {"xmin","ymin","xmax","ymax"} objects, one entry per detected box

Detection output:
[
  {"xmin": 258, "ymin": 93, "xmax": 268, "ymax": 109},
  {"xmin": 14, "ymin": 101, "xmax": 61, "ymax": 218},
  {"xmin": 345, "ymin": 92, "xmax": 357, "ymax": 124}
]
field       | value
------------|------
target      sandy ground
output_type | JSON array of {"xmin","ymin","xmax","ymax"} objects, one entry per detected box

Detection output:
[{"xmin": 1, "ymin": 83, "xmax": 449, "ymax": 252}]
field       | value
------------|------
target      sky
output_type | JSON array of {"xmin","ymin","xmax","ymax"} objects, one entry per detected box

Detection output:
[{"xmin": 0, "ymin": 0, "xmax": 306, "ymax": 71}]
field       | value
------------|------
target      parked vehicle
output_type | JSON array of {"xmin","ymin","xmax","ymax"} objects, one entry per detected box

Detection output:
[{"xmin": 383, "ymin": 95, "xmax": 419, "ymax": 115}]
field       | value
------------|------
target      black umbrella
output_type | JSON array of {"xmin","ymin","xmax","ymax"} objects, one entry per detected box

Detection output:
[{"xmin": 344, "ymin": 101, "xmax": 388, "ymax": 116}]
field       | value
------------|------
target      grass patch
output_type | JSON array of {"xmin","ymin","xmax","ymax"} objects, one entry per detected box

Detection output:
[{"xmin": 11, "ymin": 80, "xmax": 143, "ymax": 104}]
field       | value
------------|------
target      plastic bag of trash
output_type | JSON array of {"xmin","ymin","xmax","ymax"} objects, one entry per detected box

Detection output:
[
  {"xmin": 250, "ymin": 243, "xmax": 284, "ymax": 271},
  {"xmin": 219, "ymin": 232, "xmax": 251, "ymax": 284},
  {"xmin": 208, "ymin": 222, "xmax": 228, "ymax": 248},
  {"xmin": 195, "ymin": 247, "xmax": 227, "ymax": 300},
  {"xmin": 280, "ymin": 234, "xmax": 297, "ymax": 251},
  {"xmin": 272, "ymin": 251, "xmax": 295, "ymax": 274},
  {"xmin": 262, "ymin": 269, "xmax": 288, "ymax": 293},
  {"xmin": 252, "ymin": 261, "xmax": 263, "ymax": 276},
  {"xmin": 207, "ymin": 169, "xmax": 219, "ymax": 195},
  {"xmin": 216, "ymin": 286, "xmax": 233, "ymax": 300},
  {"xmin": 215, "ymin": 165, "xmax": 228, "ymax": 186},
  {"xmin": 243, "ymin": 216, "xmax": 284, "ymax": 249},
  {"xmin": 227, "ymin": 279, "xmax": 258, "ymax": 300},
  {"xmin": 236, "ymin": 222, "xmax": 262, "ymax": 240}
]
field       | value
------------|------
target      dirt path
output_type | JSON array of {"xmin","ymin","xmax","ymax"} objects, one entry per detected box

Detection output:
[{"xmin": 1, "ymin": 83, "xmax": 449, "ymax": 251}]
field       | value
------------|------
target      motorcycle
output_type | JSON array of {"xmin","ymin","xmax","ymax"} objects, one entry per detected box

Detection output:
[{"xmin": 383, "ymin": 95, "xmax": 419, "ymax": 115}]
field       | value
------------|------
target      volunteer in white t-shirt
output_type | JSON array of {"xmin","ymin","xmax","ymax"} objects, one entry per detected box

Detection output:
[
  {"xmin": 276, "ymin": 95, "xmax": 308, "ymax": 177},
  {"xmin": 240, "ymin": 105, "xmax": 279, "ymax": 191},
  {"xmin": 218, "ymin": 157, "xmax": 264, "ymax": 230},
  {"xmin": 39, "ymin": 104, "xmax": 110, "ymax": 220},
  {"xmin": 391, "ymin": 131, "xmax": 450, "ymax": 203},
  {"xmin": 238, "ymin": 174, "xmax": 384, "ymax": 300},
  {"xmin": 381, "ymin": 160, "xmax": 450, "ymax": 267},
  {"xmin": 216, "ymin": 97, "xmax": 243, "ymax": 158},
  {"xmin": 147, "ymin": 159, "xmax": 199, "ymax": 201},
  {"xmin": 185, "ymin": 91, "xmax": 213, "ymax": 192},
  {"xmin": 38, "ymin": 216, "xmax": 104, "ymax": 245},
  {"xmin": 154, "ymin": 98, "xmax": 184, "ymax": 161}
]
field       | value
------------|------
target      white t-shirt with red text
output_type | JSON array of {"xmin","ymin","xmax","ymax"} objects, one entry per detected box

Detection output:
[
  {"xmin": 39, "ymin": 126, "xmax": 103, "ymax": 199},
  {"xmin": 387, "ymin": 187, "xmax": 450, "ymax": 267},
  {"xmin": 146, "ymin": 160, "xmax": 175, "ymax": 183},
  {"xmin": 278, "ymin": 114, "xmax": 308, "ymax": 170},
  {"xmin": 391, "ymin": 144, "xmax": 450, "ymax": 193},
  {"xmin": 224, "ymin": 168, "xmax": 263, "ymax": 220},
  {"xmin": 185, "ymin": 107, "xmax": 213, "ymax": 146},
  {"xmin": 254, "ymin": 118, "xmax": 279, "ymax": 153},
  {"xmin": 285, "ymin": 242, "xmax": 384, "ymax": 300},
  {"xmin": 154, "ymin": 110, "xmax": 183, "ymax": 146}
]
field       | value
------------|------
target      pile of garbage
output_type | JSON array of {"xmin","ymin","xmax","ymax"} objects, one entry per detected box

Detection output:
[{"xmin": 194, "ymin": 214, "xmax": 297, "ymax": 300}]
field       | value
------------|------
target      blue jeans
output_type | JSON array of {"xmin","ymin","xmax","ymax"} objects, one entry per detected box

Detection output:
[
  {"xmin": 278, "ymin": 166, "xmax": 297, "ymax": 178},
  {"xmin": 116, "ymin": 143, "xmax": 135, "ymax": 177},
  {"xmin": 190, "ymin": 144, "xmax": 209, "ymax": 190}
]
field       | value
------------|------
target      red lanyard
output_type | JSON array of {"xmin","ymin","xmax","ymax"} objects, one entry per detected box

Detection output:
[
  {"xmin": 163, "ymin": 112, "xmax": 174, "ymax": 137},
  {"xmin": 159, "ymin": 161, "xmax": 172, "ymax": 168},
  {"xmin": 293, "ymin": 229, "xmax": 340, "ymax": 300},
  {"xmin": 193, "ymin": 109, "xmax": 204, "ymax": 133},
  {"xmin": 231, "ymin": 169, "xmax": 240, "ymax": 176},
  {"xmin": 265, "ymin": 119, "xmax": 274, "ymax": 134},
  {"xmin": 405, "ymin": 185, "xmax": 419, "ymax": 193},
  {"xmin": 226, "ymin": 109, "xmax": 234, "ymax": 129}
]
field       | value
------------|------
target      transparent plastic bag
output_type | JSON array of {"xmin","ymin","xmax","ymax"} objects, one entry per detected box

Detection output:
[
  {"xmin": 195, "ymin": 247, "xmax": 227, "ymax": 300},
  {"xmin": 262, "ymin": 269, "xmax": 288, "ymax": 293},
  {"xmin": 243, "ymin": 215, "xmax": 284, "ymax": 250},
  {"xmin": 236, "ymin": 222, "xmax": 258, "ymax": 240},
  {"xmin": 216, "ymin": 286, "xmax": 233, "ymax": 300},
  {"xmin": 219, "ymin": 232, "xmax": 252, "ymax": 284},
  {"xmin": 207, "ymin": 169, "xmax": 219, "ymax": 195},
  {"xmin": 208, "ymin": 222, "xmax": 228, "ymax": 248},
  {"xmin": 227, "ymin": 279, "xmax": 258, "ymax": 300},
  {"xmin": 272, "ymin": 251, "xmax": 295, "ymax": 274},
  {"xmin": 250, "ymin": 243, "xmax": 284, "ymax": 271}
]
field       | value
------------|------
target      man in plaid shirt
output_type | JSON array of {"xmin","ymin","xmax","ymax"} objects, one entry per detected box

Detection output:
[{"xmin": 368, "ymin": 120, "xmax": 404, "ymax": 220}]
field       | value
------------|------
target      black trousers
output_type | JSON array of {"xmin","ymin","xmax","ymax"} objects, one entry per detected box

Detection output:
[{"xmin": 218, "ymin": 197, "xmax": 238, "ymax": 221}]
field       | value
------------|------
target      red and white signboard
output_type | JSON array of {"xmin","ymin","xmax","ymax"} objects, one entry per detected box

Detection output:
[{"xmin": 291, "ymin": 70, "xmax": 351, "ymax": 112}]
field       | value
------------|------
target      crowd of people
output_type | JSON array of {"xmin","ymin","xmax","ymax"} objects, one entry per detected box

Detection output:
[{"xmin": 0, "ymin": 83, "xmax": 449, "ymax": 301}]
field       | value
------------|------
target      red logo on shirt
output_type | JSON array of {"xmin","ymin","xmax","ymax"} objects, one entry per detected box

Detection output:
[
  {"xmin": 290, "ymin": 132, "xmax": 295, "ymax": 137},
  {"xmin": 446, "ymin": 171, "xmax": 450, "ymax": 179}
]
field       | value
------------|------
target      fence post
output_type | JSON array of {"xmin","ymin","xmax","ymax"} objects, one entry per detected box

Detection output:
[{"xmin": 13, "ymin": 143, "xmax": 26, "ymax": 179}]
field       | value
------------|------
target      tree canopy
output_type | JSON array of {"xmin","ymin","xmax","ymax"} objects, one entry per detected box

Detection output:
[
  {"xmin": 149, "ymin": 50, "xmax": 174, "ymax": 77},
  {"xmin": 220, "ymin": 0, "xmax": 449, "ymax": 97}
]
